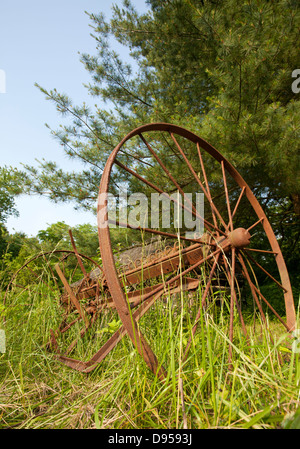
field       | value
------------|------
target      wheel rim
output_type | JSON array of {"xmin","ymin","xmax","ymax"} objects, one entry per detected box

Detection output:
[{"xmin": 97, "ymin": 123, "xmax": 296, "ymax": 378}]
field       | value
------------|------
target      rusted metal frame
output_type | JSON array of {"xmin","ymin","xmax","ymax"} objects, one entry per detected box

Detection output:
[
  {"xmin": 221, "ymin": 160, "xmax": 233, "ymax": 232},
  {"xmin": 116, "ymin": 241, "xmax": 204, "ymax": 286},
  {"xmin": 64, "ymin": 322, "xmax": 92, "ymax": 356},
  {"xmin": 139, "ymin": 132, "xmax": 227, "ymax": 237},
  {"xmin": 57, "ymin": 277, "xmax": 200, "ymax": 373},
  {"xmin": 24, "ymin": 264, "xmax": 58, "ymax": 295},
  {"xmin": 131, "ymin": 246, "xmax": 224, "ymax": 309},
  {"xmin": 68, "ymin": 229, "xmax": 89, "ymax": 280},
  {"xmin": 242, "ymin": 250, "xmax": 288, "ymax": 292},
  {"xmin": 98, "ymin": 123, "xmax": 296, "ymax": 374},
  {"xmin": 55, "ymin": 264, "xmax": 89, "ymax": 328},
  {"xmin": 170, "ymin": 132, "xmax": 228, "ymax": 231},
  {"xmin": 99, "ymin": 155, "xmax": 168, "ymax": 381},
  {"xmin": 98, "ymin": 162, "xmax": 225, "ymax": 379}
]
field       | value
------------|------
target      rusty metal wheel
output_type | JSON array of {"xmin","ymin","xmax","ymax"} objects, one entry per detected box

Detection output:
[{"xmin": 98, "ymin": 123, "xmax": 296, "ymax": 379}]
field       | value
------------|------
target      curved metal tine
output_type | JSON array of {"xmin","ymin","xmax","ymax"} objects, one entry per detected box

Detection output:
[
  {"xmin": 170, "ymin": 132, "xmax": 228, "ymax": 231},
  {"xmin": 221, "ymin": 160, "xmax": 233, "ymax": 232},
  {"xmin": 24, "ymin": 264, "xmax": 58, "ymax": 295},
  {"xmin": 40, "ymin": 252, "xmax": 61, "ymax": 292},
  {"xmin": 55, "ymin": 263, "xmax": 89, "ymax": 328},
  {"xmin": 64, "ymin": 322, "xmax": 92, "ymax": 356},
  {"xmin": 118, "ymin": 241, "xmax": 211, "ymax": 287},
  {"xmin": 68, "ymin": 229, "xmax": 89, "ymax": 280}
]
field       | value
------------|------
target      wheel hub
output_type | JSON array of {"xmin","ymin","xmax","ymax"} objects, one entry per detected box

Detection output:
[{"xmin": 228, "ymin": 227, "xmax": 251, "ymax": 249}]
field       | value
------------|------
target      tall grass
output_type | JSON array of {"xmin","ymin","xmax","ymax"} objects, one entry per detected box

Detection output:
[{"xmin": 1, "ymin": 264, "xmax": 300, "ymax": 429}]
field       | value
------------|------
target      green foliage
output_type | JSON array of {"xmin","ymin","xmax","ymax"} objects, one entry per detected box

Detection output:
[
  {"xmin": 0, "ymin": 167, "xmax": 25, "ymax": 223},
  {"xmin": 37, "ymin": 221, "xmax": 100, "ymax": 256},
  {"xmin": 2, "ymin": 279, "xmax": 300, "ymax": 429},
  {"xmin": 19, "ymin": 0, "xmax": 298, "ymax": 216},
  {"xmin": 282, "ymin": 407, "xmax": 300, "ymax": 429}
]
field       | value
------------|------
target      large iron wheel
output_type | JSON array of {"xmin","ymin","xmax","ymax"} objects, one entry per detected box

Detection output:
[{"xmin": 98, "ymin": 123, "xmax": 296, "ymax": 379}]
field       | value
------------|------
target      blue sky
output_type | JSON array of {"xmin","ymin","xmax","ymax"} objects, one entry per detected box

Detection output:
[{"xmin": 0, "ymin": 0, "xmax": 148, "ymax": 236}]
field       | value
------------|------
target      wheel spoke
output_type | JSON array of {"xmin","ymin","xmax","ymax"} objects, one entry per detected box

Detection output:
[
  {"xmin": 114, "ymin": 157, "xmax": 226, "ymax": 236},
  {"xmin": 131, "ymin": 246, "xmax": 223, "ymax": 308},
  {"xmin": 228, "ymin": 248, "xmax": 235, "ymax": 367},
  {"xmin": 108, "ymin": 218, "xmax": 212, "ymax": 244},
  {"xmin": 242, "ymin": 250, "xmax": 287, "ymax": 292},
  {"xmin": 232, "ymin": 186, "xmax": 246, "ymax": 220},
  {"xmin": 223, "ymin": 249, "xmax": 249, "ymax": 344},
  {"xmin": 237, "ymin": 252, "xmax": 269, "ymax": 327},
  {"xmin": 183, "ymin": 252, "xmax": 221, "ymax": 361},
  {"xmin": 170, "ymin": 132, "xmax": 228, "ymax": 230},
  {"xmin": 245, "ymin": 248, "xmax": 278, "ymax": 255},
  {"xmin": 196, "ymin": 142, "xmax": 219, "ymax": 233},
  {"xmin": 239, "ymin": 254, "xmax": 289, "ymax": 330},
  {"xmin": 247, "ymin": 217, "xmax": 264, "ymax": 233},
  {"xmin": 221, "ymin": 160, "xmax": 233, "ymax": 232}
]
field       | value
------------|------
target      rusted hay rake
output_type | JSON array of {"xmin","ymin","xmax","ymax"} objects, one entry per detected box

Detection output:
[{"xmin": 4, "ymin": 123, "xmax": 296, "ymax": 379}]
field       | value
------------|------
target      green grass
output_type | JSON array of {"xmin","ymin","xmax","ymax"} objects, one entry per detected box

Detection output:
[{"xmin": 1, "ymin": 277, "xmax": 300, "ymax": 429}]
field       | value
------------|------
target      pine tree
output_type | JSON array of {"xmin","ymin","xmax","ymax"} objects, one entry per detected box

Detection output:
[{"xmin": 13, "ymin": 0, "xmax": 299, "ymax": 267}]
